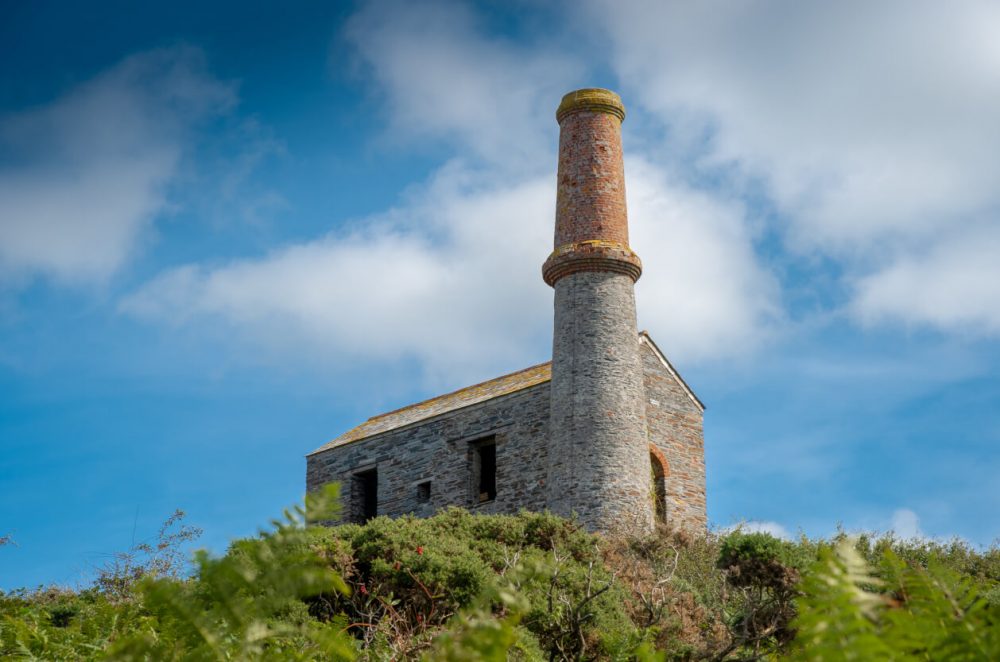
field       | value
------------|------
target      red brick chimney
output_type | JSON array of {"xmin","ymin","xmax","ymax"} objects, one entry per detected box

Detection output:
[{"xmin": 542, "ymin": 88, "xmax": 642, "ymax": 287}]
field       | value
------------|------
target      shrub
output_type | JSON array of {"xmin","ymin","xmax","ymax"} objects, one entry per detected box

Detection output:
[
  {"xmin": 4, "ymin": 496, "xmax": 1000, "ymax": 661},
  {"xmin": 603, "ymin": 527, "xmax": 731, "ymax": 659},
  {"xmin": 850, "ymin": 530, "xmax": 1000, "ymax": 590},
  {"xmin": 791, "ymin": 539, "xmax": 1000, "ymax": 660},
  {"xmin": 306, "ymin": 508, "xmax": 639, "ymax": 660},
  {"xmin": 94, "ymin": 510, "xmax": 203, "ymax": 604},
  {"xmin": 713, "ymin": 531, "xmax": 812, "ymax": 658}
]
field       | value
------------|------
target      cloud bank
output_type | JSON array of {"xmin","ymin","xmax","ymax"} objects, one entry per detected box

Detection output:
[
  {"xmin": 343, "ymin": 0, "xmax": 582, "ymax": 167},
  {"xmin": 123, "ymin": 168, "xmax": 555, "ymax": 381},
  {"xmin": 113, "ymin": 0, "xmax": 1000, "ymax": 379},
  {"xmin": 727, "ymin": 520, "xmax": 793, "ymax": 541},
  {"xmin": 122, "ymin": 157, "xmax": 778, "ymax": 379},
  {"xmin": 890, "ymin": 508, "xmax": 923, "ymax": 540},
  {"xmin": 0, "ymin": 46, "xmax": 235, "ymax": 286},
  {"xmin": 588, "ymin": 0, "xmax": 1000, "ymax": 334},
  {"xmin": 123, "ymin": 0, "xmax": 778, "ymax": 378}
]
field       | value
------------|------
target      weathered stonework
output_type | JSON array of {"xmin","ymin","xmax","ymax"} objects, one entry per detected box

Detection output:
[
  {"xmin": 306, "ymin": 344, "xmax": 705, "ymax": 532},
  {"xmin": 640, "ymin": 334, "xmax": 707, "ymax": 532},
  {"xmin": 305, "ymin": 88, "xmax": 708, "ymax": 535},
  {"xmin": 544, "ymin": 88, "xmax": 653, "ymax": 533},
  {"xmin": 307, "ymin": 382, "xmax": 551, "ymax": 522},
  {"xmin": 547, "ymin": 270, "xmax": 651, "ymax": 532},
  {"xmin": 542, "ymin": 89, "xmax": 641, "ymax": 288},
  {"xmin": 551, "ymin": 90, "xmax": 630, "ymax": 248}
]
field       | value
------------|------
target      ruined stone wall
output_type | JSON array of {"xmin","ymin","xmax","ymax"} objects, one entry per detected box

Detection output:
[
  {"xmin": 306, "ymin": 382, "xmax": 550, "ymax": 524},
  {"xmin": 640, "ymin": 341, "xmax": 707, "ymax": 532}
]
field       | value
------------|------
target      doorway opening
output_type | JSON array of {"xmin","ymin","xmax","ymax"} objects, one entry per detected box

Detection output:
[{"xmin": 353, "ymin": 468, "xmax": 378, "ymax": 523}]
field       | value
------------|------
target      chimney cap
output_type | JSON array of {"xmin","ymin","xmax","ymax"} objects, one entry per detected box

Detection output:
[{"xmin": 556, "ymin": 88, "xmax": 626, "ymax": 124}]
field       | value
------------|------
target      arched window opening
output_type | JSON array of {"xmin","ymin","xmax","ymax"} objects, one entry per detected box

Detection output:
[{"xmin": 649, "ymin": 449, "xmax": 668, "ymax": 524}]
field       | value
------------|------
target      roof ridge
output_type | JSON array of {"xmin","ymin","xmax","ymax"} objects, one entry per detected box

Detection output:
[
  {"xmin": 368, "ymin": 360, "xmax": 553, "ymax": 422},
  {"xmin": 309, "ymin": 332, "xmax": 701, "ymax": 457},
  {"xmin": 638, "ymin": 331, "xmax": 704, "ymax": 411}
]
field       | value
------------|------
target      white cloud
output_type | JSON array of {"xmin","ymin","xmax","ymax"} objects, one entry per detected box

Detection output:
[
  {"xmin": 122, "ymin": 156, "xmax": 778, "ymax": 379},
  {"xmin": 629, "ymin": 157, "xmax": 780, "ymax": 358},
  {"xmin": 727, "ymin": 520, "xmax": 792, "ymax": 541},
  {"xmin": 889, "ymin": 508, "xmax": 922, "ymax": 539},
  {"xmin": 590, "ymin": 0, "xmax": 1000, "ymax": 249},
  {"xmin": 0, "ymin": 46, "xmax": 235, "ymax": 285},
  {"xmin": 587, "ymin": 0, "xmax": 1000, "ymax": 333},
  {"xmin": 122, "ymin": 165, "xmax": 555, "ymax": 383},
  {"xmin": 852, "ymin": 224, "xmax": 1000, "ymax": 333},
  {"xmin": 343, "ymin": 0, "xmax": 583, "ymax": 167},
  {"xmin": 123, "ymin": 0, "xmax": 780, "ymax": 375}
]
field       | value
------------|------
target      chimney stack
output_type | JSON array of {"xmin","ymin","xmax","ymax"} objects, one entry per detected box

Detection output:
[
  {"xmin": 543, "ymin": 89, "xmax": 642, "ymax": 287},
  {"xmin": 544, "ymin": 89, "xmax": 652, "ymax": 532}
]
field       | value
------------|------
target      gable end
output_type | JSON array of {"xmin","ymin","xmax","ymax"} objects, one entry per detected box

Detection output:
[{"xmin": 639, "ymin": 331, "xmax": 705, "ymax": 411}]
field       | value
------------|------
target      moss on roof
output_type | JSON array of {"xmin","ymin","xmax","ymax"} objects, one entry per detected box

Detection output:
[{"xmin": 308, "ymin": 362, "xmax": 552, "ymax": 455}]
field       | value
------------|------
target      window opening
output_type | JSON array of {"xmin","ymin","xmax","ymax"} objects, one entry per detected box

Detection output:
[
  {"xmin": 354, "ymin": 468, "xmax": 378, "ymax": 523},
  {"xmin": 472, "ymin": 438, "xmax": 497, "ymax": 503},
  {"xmin": 416, "ymin": 481, "xmax": 431, "ymax": 503},
  {"xmin": 650, "ymin": 452, "xmax": 667, "ymax": 524}
]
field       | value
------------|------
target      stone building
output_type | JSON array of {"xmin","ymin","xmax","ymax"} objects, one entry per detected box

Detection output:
[{"xmin": 307, "ymin": 88, "xmax": 707, "ymax": 534}]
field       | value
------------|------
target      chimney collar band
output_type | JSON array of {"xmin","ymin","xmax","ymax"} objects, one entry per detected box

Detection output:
[{"xmin": 556, "ymin": 88, "xmax": 626, "ymax": 124}]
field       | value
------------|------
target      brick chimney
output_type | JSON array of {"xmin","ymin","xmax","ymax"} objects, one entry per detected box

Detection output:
[{"xmin": 544, "ymin": 88, "xmax": 652, "ymax": 533}]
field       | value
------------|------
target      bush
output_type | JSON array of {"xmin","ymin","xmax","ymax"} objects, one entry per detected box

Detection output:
[
  {"xmin": 791, "ymin": 539, "xmax": 1000, "ymax": 660},
  {"xmin": 306, "ymin": 508, "xmax": 638, "ymax": 660},
  {"xmin": 602, "ymin": 526, "xmax": 731, "ymax": 659},
  {"xmin": 717, "ymin": 531, "xmax": 812, "ymax": 582},
  {"xmin": 4, "ymin": 496, "xmax": 1000, "ymax": 661},
  {"xmin": 850, "ymin": 530, "xmax": 1000, "ymax": 588}
]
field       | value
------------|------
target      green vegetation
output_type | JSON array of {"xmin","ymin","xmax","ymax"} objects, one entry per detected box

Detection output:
[{"xmin": 2, "ymin": 488, "xmax": 998, "ymax": 660}]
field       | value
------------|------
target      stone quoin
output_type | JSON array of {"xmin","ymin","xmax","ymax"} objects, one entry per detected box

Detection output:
[{"xmin": 307, "ymin": 88, "xmax": 707, "ymax": 534}]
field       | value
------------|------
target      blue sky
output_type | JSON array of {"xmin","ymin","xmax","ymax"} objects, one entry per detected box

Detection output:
[{"xmin": 2, "ymin": 0, "xmax": 999, "ymax": 589}]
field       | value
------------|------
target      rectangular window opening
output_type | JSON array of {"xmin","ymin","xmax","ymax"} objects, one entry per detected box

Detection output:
[
  {"xmin": 353, "ymin": 468, "xmax": 378, "ymax": 523},
  {"xmin": 472, "ymin": 439, "xmax": 497, "ymax": 503},
  {"xmin": 416, "ymin": 480, "xmax": 431, "ymax": 503}
]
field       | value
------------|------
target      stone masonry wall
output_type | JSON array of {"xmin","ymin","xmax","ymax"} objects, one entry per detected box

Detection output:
[
  {"xmin": 306, "ymin": 382, "xmax": 550, "ymax": 524},
  {"xmin": 547, "ymin": 270, "xmax": 652, "ymax": 533},
  {"xmin": 307, "ymin": 336, "xmax": 705, "ymax": 532},
  {"xmin": 640, "ymin": 341, "xmax": 707, "ymax": 531},
  {"xmin": 306, "ymin": 88, "xmax": 707, "ymax": 535}
]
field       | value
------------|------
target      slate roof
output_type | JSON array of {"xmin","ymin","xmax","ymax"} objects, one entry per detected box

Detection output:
[
  {"xmin": 308, "ymin": 362, "xmax": 552, "ymax": 455},
  {"xmin": 308, "ymin": 331, "xmax": 703, "ymax": 456}
]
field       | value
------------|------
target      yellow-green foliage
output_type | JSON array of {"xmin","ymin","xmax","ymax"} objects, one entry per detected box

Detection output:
[
  {"xmin": 3, "ymin": 491, "xmax": 999, "ymax": 661},
  {"xmin": 305, "ymin": 508, "xmax": 639, "ymax": 660},
  {"xmin": 790, "ymin": 539, "xmax": 1000, "ymax": 660}
]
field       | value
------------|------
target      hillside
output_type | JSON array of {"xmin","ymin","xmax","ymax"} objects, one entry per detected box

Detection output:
[{"xmin": 2, "ymin": 487, "xmax": 999, "ymax": 660}]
